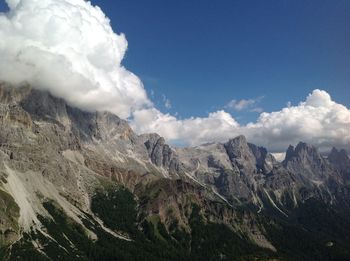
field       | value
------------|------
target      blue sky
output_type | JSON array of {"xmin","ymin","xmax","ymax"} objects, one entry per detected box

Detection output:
[
  {"xmin": 84, "ymin": 0, "xmax": 350, "ymax": 123},
  {"xmin": 1, "ymin": 0, "xmax": 348, "ymax": 123}
]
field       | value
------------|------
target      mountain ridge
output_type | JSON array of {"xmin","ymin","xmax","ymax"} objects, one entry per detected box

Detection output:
[{"xmin": 1, "ymin": 82, "xmax": 350, "ymax": 260}]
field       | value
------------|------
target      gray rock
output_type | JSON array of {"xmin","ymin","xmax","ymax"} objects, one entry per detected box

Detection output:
[
  {"xmin": 1, "ymin": 82, "xmax": 350, "ymax": 253},
  {"xmin": 283, "ymin": 142, "xmax": 340, "ymax": 184},
  {"xmin": 328, "ymin": 147, "xmax": 350, "ymax": 181}
]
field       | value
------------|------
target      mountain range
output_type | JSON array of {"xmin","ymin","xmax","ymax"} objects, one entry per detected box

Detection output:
[{"xmin": 0, "ymin": 82, "xmax": 350, "ymax": 260}]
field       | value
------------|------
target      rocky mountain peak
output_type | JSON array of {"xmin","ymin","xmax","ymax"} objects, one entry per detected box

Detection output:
[
  {"xmin": 223, "ymin": 135, "xmax": 276, "ymax": 174},
  {"xmin": 295, "ymin": 142, "xmax": 318, "ymax": 155},
  {"xmin": 224, "ymin": 135, "xmax": 258, "ymax": 178},
  {"xmin": 142, "ymin": 133, "xmax": 182, "ymax": 174},
  {"xmin": 285, "ymin": 145, "xmax": 295, "ymax": 161},
  {"xmin": 284, "ymin": 142, "xmax": 320, "ymax": 162},
  {"xmin": 228, "ymin": 134, "xmax": 247, "ymax": 145},
  {"xmin": 329, "ymin": 147, "xmax": 349, "ymax": 162},
  {"xmin": 0, "ymin": 84, "xmax": 138, "ymax": 145},
  {"xmin": 328, "ymin": 147, "xmax": 350, "ymax": 180},
  {"xmin": 283, "ymin": 141, "xmax": 338, "ymax": 183},
  {"xmin": 248, "ymin": 143, "xmax": 276, "ymax": 173},
  {"xmin": 224, "ymin": 135, "xmax": 250, "ymax": 158}
]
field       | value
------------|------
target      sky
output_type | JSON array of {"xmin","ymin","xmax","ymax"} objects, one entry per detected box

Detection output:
[
  {"xmin": 0, "ymin": 0, "xmax": 349, "ymax": 152},
  {"xmin": 89, "ymin": 0, "xmax": 350, "ymax": 122}
]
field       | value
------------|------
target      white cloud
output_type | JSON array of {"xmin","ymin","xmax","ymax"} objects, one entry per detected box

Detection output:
[
  {"xmin": 226, "ymin": 96, "xmax": 263, "ymax": 112},
  {"xmin": 162, "ymin": 95, "xmax": 171, "ymax": 109},
  {"xmin": 0, "ymin": 0, "xmax": 151, "ymax": 118},
  {"xmin": 226, "ymin": 99, "xmax": 255, "ymax": 111},
  {"xmin": 132, "ymin": 90, "xmax": 350, "ymax": 152},
  {"xmin": 245, "ymin": 89, "xmax": 350, "ymax": 152},
  {"xmin": 250, "ymin": 107, "xmax": 263, "ymax": 113},
  {"xmin": 131, "ymin": 109, "xmax": 240, "ymax": 145}
]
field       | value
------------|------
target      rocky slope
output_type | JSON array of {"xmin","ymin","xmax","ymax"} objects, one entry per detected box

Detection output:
[{"xmin": 0, "ymin": 83, "xmax": 350, "ymax": 260}]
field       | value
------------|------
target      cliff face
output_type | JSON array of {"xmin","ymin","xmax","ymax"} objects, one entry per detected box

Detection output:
[
  {"xmin": 328, "ymin": 147, "xmax": 350, "ymax": 181},
  {"xmin": 1, "ymin": 83, "xmax": 350, "ymax": 260},
  {"xmin": 283, "ymin": 142, "xmax": 341, "ymax": 183}
]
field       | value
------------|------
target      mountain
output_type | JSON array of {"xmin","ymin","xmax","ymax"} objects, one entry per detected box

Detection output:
[
  {"xmin": 1, "ymin": 83, "xmax": 350, "ymax": 260},
  {"xmin": 328, "ymin": 147, "xmax": 350, "ymax": 182}
]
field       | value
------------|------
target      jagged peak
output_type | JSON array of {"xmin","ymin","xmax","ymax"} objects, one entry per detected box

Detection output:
[
  {"xmin": 230, "ymin": 135, "xmax": 247, "ymax": 143},
  {"xmin": 284, "ymin": 142, "xmax": 319, "ymax": 159},
  {"xmin": 329, "ymin": 147, "xmax": 348, "ymax": 157},
  {"xmin": 328, "ymin": 147, "xmax": 350, "ymax": 166},
  {"xmin": 283, "ymin": 142, "xmax": 325, "ymax": 169},
  {"xmin": 223, "ymin": 135, "xmax": 257, "ymax": 170},
  {"xmin": 283, "ymin": 145, "xmax": 295, "ymax": 162},
  {"xmin": 295, "ymin": 141, "xmax": 316, "ymax": 152},
  {"xmin": 225, "ymin": 135, "xmax": 249, "ymax": 150},
  {"xmin": 340, "ymin": 149, "xmax": 349, "ymax": 155},
  {"xmin": 330, "ymin": 147, "xmax": 339, "ymax": 154},
  {"xmin": 0, "ymin": 83, "xmax": 138, "ymax": 143},
  {"xmin": 248, "ymin": 143, "xmax": 267, "ymax": 154},
  {"xmin": 143, "ymin": 133, "xmax": 169, "ymax": 155},
  {"xmin": 286, "ymin": 144, "xmax": 295, "ymax": 154}
]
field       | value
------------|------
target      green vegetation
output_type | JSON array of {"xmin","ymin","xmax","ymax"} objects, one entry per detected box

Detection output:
[
  {"xmin": 188, "ymin": 204, "xmax": 274, "ymax": 260},
  {"xmin": 91, "ymin": 186, "xmax": 137, "ymax": 235},
  {"xmin": 10, "ymin": 200, "xmax": 91, "ymax": 260},
  {"xmin": 9, "ymin": 233, "xmax": 49, "ymax": 261},
  {"xmin": 0, "ymin": 247, "xmax": 7, "ymax": 260},
  {"xmin": 90, "ymin": 185, "xmax": 187, "ymax": 260},
  {"xmin": 6, "ymin": 186, "xmax": 275, "ymax": 260},
  {"xmin": 6, "ymin": 184, "xmax": 350, "ymax": 260},
  {"xmin": 0, "ymin": 189, "xmax": 20, "ymax": 247},
  {"xmin": 261, "ymin": 199, "xmax": 350, "ymax": 261}
]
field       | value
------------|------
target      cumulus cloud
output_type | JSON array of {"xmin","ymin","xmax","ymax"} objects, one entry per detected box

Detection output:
[
  {"xmin": 245, "ymin": 89, "xmax": 350, "ymax": 152},
  {"xmin": 132, "ymin": 90, "xmax": 350, "ymax": 152},
  {"xmin": 1, "ymin": 0, "xmax": 349, "ymax": 153},
  {"xmin": 131, "ymin": 109, "xmax": 240, "ymax": 144},
  {"xmin": 0, "ymin": 0, "xmax": 150, "ymax": 118}
]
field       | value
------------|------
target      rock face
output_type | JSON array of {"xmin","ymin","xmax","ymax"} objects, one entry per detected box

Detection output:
[
  {"xmin": 224, "ymin": 135, "xmax": 257, "ymax": 177},
  {"xmin": 142, "ymin": 133, "xmax": 182, "ymax": 175},
  {"xmin": 328, "ymin": 147, "xmax": 350, "ymax": 181},
  {"xmin": 283, "ymin": 142, "xmax": 341, "ymax": 185},
  {"xmin": 1, "ymin": 83, "xmax": 350, "ymax": 260}
]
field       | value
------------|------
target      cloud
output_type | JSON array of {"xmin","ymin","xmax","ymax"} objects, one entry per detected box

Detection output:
[
  {"xmin": 1, "ymin": 1, "xmax": 349, "ymax": 153},
  {"xmin": 162, "ymin": 94, "xmax": 172, "ymax": 109},
  {"xmin": 131, "ymin": 109, "xmax": 240, "ymax": 144},
  {"xmin": 250, "ymin": 107, "xmax": 263, "ymax": 113},
  {"xmin": 226, "ymin": 96, "xmax": 264, "ymax": 112},
  {"xmin": 226, "ymin": 99, "xmax": 255, "ymax": 111},
  {"xmin": 244, "ymin": 89, "xmax": 350, "ymax": 152},
  {"xmin": 0, "ymin": 0, "xmax": 151, "ymax": 118},
  {"xmin": 132, "ymin": 90, "xmax": 350, "ymax": 152}
]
